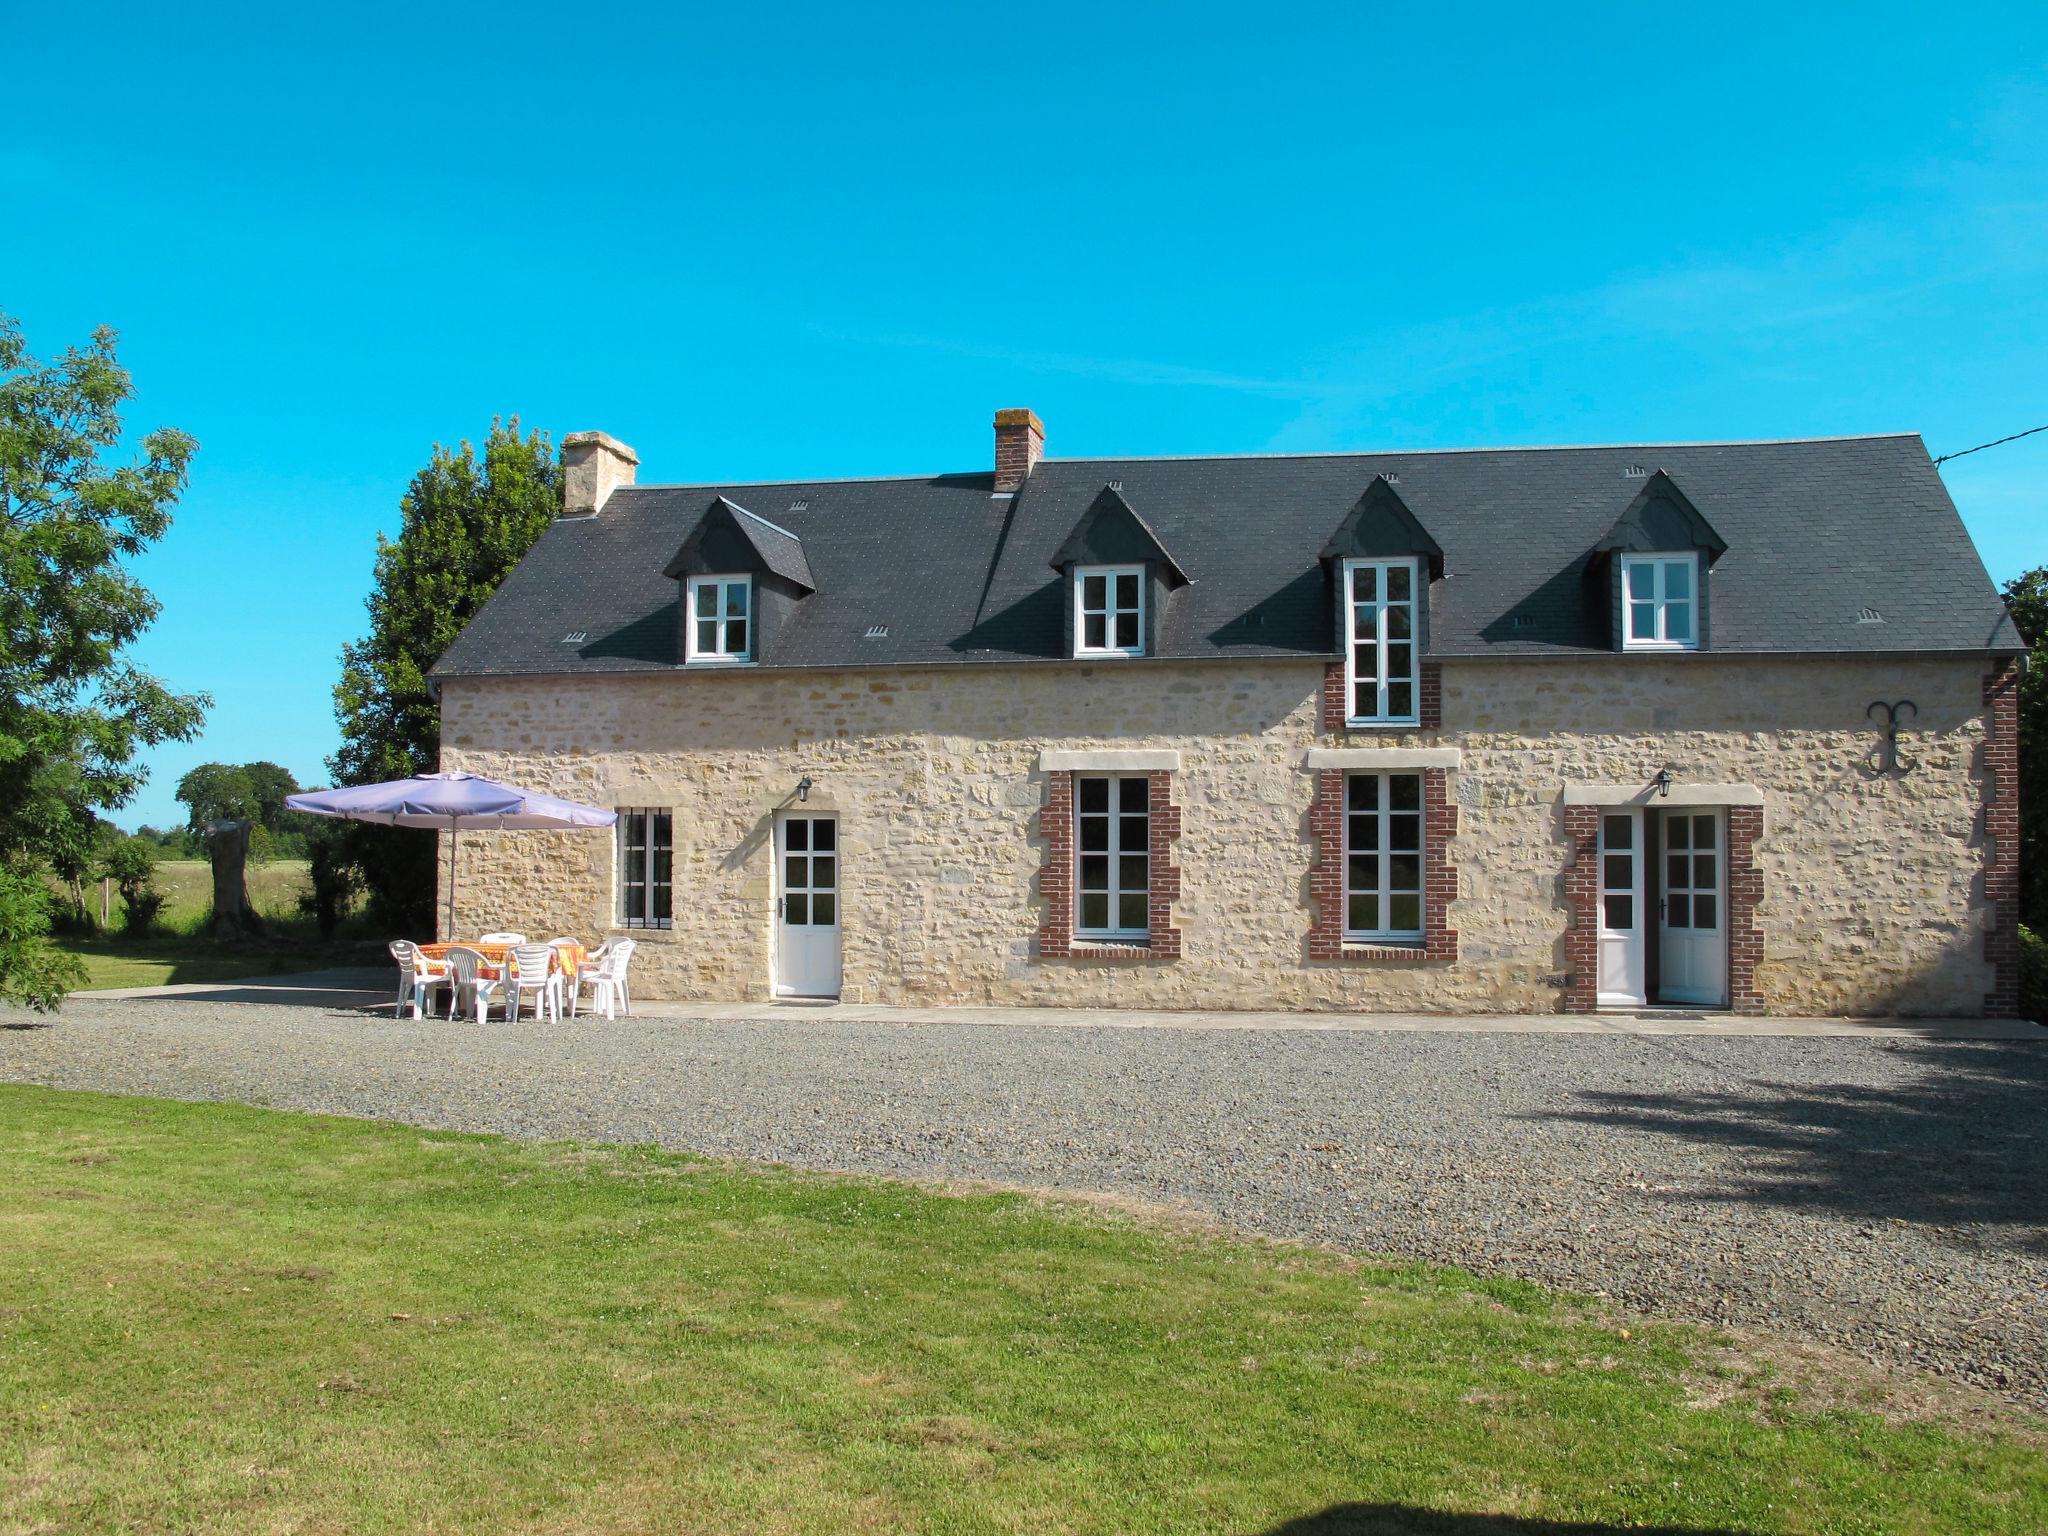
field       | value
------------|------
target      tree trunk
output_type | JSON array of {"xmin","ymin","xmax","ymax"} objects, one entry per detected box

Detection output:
[{"xmin": 204, "ymin": 820, "xmax": 267, "ymax": 941}]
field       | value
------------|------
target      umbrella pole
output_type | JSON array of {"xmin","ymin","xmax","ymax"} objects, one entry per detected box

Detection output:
[{"xmin": 446, "ymin": 821, "xmax": 459, "ymax": 942}]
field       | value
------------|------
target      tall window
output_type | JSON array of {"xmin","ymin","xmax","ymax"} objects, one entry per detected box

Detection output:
[
  {"xmin": 1344, "ymin": 773, "xmax": 1423, "ymax": 941},
  {"xmin": 686, "ymin": 574, "xmax": 753, "ymax": 661},
  {"xmin": 1342, "ymin": 558, "xmax": 1418, "ymax": 723},
  {"xmin": 617, "ymin": 808, "xmax": 672, "ymax": 929},
  {"xmin": 1076, "ymin": 775, "xmax": 1149, "ymax": 938},
  {"xmin": 1620, "ymin": 554, "xmax": 1697, "ymax": 650},
  {"xmin": 1074, "ymin": 566, "xmax": 1145, "ymax": 657}
]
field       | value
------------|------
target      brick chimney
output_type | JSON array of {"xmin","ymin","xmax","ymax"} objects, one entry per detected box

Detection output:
[
  {"xmin": 993, "ymin": 408, "xmax": 1044, "ymax": 493},
  {"xmin": 561, "ymin": 430, "xmax": 639, "ymax": 516}
]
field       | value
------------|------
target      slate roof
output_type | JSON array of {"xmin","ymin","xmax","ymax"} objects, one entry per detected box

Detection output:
[{"xmin": 431, "ymin": 433, "xmax": 2021, "ymax": 678}]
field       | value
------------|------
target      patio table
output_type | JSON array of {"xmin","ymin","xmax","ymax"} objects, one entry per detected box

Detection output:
[{"xmin": 417, "ymin": 941, "xmax": 587, "ymax": 983}]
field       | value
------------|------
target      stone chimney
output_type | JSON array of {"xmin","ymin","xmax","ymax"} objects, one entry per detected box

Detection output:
[
  {"xmin": 561, "ymin": 430, "xmax": 639, "ymax": 516},
  {"xmin": 993, "ymin": 408, "xmax": 1044, "ymax": 493}
]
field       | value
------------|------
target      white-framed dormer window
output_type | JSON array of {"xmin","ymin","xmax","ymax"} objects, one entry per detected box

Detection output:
[
  {"xmin": 1344, "ymin": 772, "xmax": 1424, "ymax": 943},
  {"xmin": 1074, "ymin": 565, "xmax": 1145, "ymax": 657},
  {"xmin": 686, "ymin": 574, "xmax": 753, "ymax": 662},
  {"xmin": 1341, "ymin": 557, "xmax": 1419, "ymax": 724},
  {"xmin": 1075, "ymin": 774, "xmax": 1149, "ymax": 939},
  {"xmin": 1620, "ymin": 553, "xmax": 1698, "ymax": 651}
]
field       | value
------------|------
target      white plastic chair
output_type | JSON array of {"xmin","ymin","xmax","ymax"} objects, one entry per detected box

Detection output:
[
  {"xmin": 575, "ymin": 938, "xmax": 636, "ymax": 1020},
  {"xmin": 388, "ymin": 940, "xmax": 450, "ymax": 1019},
  {"xmin": 506, "ymin": 943, "xmax": 564, "ymax": 1024},
  {"xmin": 479, "ymin": 931, "xmax": 528, "ymax": 946},
  {"xmin": 442, "ymin": 946, "xmax": 503, "ymax": 1024}
]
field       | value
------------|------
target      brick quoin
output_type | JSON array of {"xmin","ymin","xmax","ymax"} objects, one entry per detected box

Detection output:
[
  {"xmin": 1983, "ymin": 662, "xmax": 2021, "ymax": 1017},
  {"xmin": 1035, "ymin": 769, "xmax": 1181, "ymax": 962},
  {"xmin": 1308, "ymin": 767, "xmax": 1458, "ymax": 963},
  {"xmin": 1321, "ymin": 659, "xmax": 1442, "ymax": 732}
]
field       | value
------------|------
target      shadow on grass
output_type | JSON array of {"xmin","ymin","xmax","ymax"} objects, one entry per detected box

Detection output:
[
  {"xmin": 1263, "ymin": 1507, "xmax": 1737, "ymax": 1535},
  {"xmin": 1533, "ymin": 1036, "xmax": 2048, "ymax": 1253}
]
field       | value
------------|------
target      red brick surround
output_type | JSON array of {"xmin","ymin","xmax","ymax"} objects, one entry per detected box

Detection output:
[
  {"xmin": 1560, "ymin": 805, "xmax": 1601, "ymax": 1012},
  {"xmin": 1983, "ymin": 662, "xmax": 2021, "ymax": 1017},
  {"xmin": 1307, "ymin": 767, "xmax": 1458, "ymax": 962},
  {"xmin": 1563, "ymin": 802, "xmax": 1766, "ymax": 1014},
  {"xmin": 1321, "ymin": 660, "xmax": 1443, "ymax": 732},
  {"xmin": 1036, "ymin": 770, "xmax": 1182, "ymax": 961},
  {"xmin": 1725, "ymin": 806, "xmax": 1766, "ymax": 1014}
]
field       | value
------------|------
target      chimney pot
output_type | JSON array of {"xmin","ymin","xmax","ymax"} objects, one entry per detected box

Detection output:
[
  {"xmin": 561, "ymin": 430, "xmax": 639, "ymax": 516},
  {"xmin": 993, "ymin": 408, "xmax": 1044, "ymax": 493}
]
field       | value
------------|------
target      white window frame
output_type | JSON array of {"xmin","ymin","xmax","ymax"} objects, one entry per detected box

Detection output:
[
  {"xmin": 1342, "ymin": 772, "xmax": 1425, "ymax": 943},
  {"xmin": 616, "ymin": 807, "xmax": 673, "ymax": 929},
  {"xmin": 1074, "ymin": 773, "xmax": 1150, "ymax": 941},
  {"xmin": 1341, "ymin": 557, "xmax": 1421, "ymax": 725},
  {"xmin": 1073, "ymin": 565, "xmax": 1146, "ymax": 658},
  {"xmin": 1619, "ymin": 553, "xmax": 1699, "ymax": 652},
  {"xmin": 685, "ymin": 574, "xmax": 754, "ymax": 663}
]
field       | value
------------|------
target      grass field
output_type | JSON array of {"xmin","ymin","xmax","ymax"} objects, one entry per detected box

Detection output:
[
  {"xmin": 1, "ymin": 1087, "xmax": 2040, "ymax": 1534},
  {"xmin": 56, "ymin": 861, "xmax": 369, "ymax": 991}
]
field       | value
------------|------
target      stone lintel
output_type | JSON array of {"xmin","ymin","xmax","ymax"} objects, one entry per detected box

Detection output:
[
  {"xmin": 1563, "ymin": 782, "xmax": 1764, "ymax": 807},
  {"xmin": 1039, "ymin": 748, "xmax": 1182, "ymax": 773},
  {"xmin": 1303, "ymin": 747, "xmax": 1462, "ymax": 770}
]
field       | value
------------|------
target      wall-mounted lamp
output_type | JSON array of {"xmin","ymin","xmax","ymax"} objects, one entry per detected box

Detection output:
[
  {"xmin": 1651, "ymin": 768, "xmax": 1674, "ymax": 799},
  {"xmin": 796, "ymin": 776, "xmax": 815, "ymax": 803}
]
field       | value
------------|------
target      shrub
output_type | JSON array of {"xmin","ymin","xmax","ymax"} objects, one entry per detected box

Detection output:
[
  {"xmin": 302, "ymin": 822, "xmax": 362, "ymax": 937},
  {"xmin": 2020, "ymin": 925, "xmax": 2048, "ymax": 1025},
  {"xmin": 101, "ymin": 837, "xmax": 166, "ymax": 936},
  {"xmin": 0, "ymin": 861, "xmax": 86, "ymax": 1011}
]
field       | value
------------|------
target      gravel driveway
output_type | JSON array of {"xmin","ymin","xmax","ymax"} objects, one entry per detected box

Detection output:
[{"xmin": 6, "ymin": 992, "xmax": 2044, "ymax": 1410}]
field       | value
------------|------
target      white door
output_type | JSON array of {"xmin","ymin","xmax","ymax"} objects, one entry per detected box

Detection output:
[
  {"xmin": 1596, "ymin": 809, "xmax": 1646, "ymax": 1006},
  {"xmin": 1658, "ymin": 808, "xmax": 1727, "ymax": 1007},
  {"xmin": 775, "ymin": 814, "xmax": 841, "ymax": 997}
]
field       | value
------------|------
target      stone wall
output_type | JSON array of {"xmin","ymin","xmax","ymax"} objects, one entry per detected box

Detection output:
[{"xmin": 437, "ymin": 652, "xmax": 1997, "ymax": 1015}]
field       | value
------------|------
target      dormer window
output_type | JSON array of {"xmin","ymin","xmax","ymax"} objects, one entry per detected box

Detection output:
[
  {"xmin": 1620, "ymin": 554, "xmax": 1697, "ymax": 651},
  {"xmin": 1075, "ymin": 565, "xmax": 1146, "ymax": 657},
  {"xmin": 1342, "ymin": 557, "xmax": 1420, "ymax": 724},
  {"xmin": 686, "ymin": 575, "xmax": 753, "ymax": 662}
]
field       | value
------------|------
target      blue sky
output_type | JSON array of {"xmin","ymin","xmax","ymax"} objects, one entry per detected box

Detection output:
[{"xmin": 7, "ymin": 2, "xmax": 2045, "ymax": 831}]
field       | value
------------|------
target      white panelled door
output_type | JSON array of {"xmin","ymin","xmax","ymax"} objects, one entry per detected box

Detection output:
[
  {"xmin": 775, "ymin": 814, "xmax": 841, "ymax": 997},
  {"xmin": 1596, "ymin": 809, "xmax": 1646, "ymax": 1006},
  {"xmin": 1657, "ymin": 808, "xmax": 1727, "ymax": 1007}
]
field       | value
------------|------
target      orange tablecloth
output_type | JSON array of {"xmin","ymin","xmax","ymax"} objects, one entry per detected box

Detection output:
[{"xmin": 418, "ymin": 942, "xmax": 587, "ymax": 981}]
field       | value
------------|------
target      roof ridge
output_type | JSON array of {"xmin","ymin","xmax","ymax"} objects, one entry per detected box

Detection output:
[
  {"xmin": 1044, "ymin": 432, "xmax": 1923, "ymax": 464},
  {"xmin": 610, "ymin": 432, "xmax": 1925, "ymax": 494}
]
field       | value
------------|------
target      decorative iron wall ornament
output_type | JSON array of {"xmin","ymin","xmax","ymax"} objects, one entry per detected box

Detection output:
[{"xmin": 1865, "ymin": 699, "xmax": 1918, "ymax": 778}]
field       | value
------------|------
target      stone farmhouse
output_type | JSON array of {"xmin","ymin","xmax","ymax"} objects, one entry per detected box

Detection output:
[{"xmin": 431, "ymin": 410, "xmax": 2024, "ymax": 1017}]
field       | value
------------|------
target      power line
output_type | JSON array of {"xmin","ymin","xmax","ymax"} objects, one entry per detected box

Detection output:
[{"xmin": 1933, "ymin": 422, "xmax": 2048, "ymax": 464}]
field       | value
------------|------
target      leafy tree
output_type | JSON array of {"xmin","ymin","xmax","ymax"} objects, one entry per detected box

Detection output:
[
  {"xmin": 330, "ymin": 419, "xmax": 560, "ymax": 933},
  {"xmin": 0, "ymin": 863, "xmax": 83, "ymax": 1011},
  {"xmin": 241, "ymin": 761, "xmax": 302, "ymax": 830},
  {"xmin": 175, "ymin": 762, "xmax": 258, "ymax": 830},
  {"xmin": 0, "ymin": 310, "xmax": 206, "ymax": 1005},
  {"xmin": 2001, "ymin": 569, "xmax": 2046, "ymax": 937},
  {"xmin": 100, "ymin": 835, "xmax": 163, "ymax": 934}
]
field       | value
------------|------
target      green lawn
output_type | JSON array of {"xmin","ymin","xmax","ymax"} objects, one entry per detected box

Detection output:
[
  {"xmin": 1, "ymin": 1088, "xmax": 2040, "ymax": 1534},
  {"xmin": 57, "ymin": 861, "xmax": 370, "ymax": 990}
]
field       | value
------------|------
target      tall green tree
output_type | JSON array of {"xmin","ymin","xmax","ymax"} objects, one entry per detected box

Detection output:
[
  {"xmin": 2001, "ymin": 568, "xmax": 2046, "ymax": 937},
  {"xmin": 0, "ymin": 311, "xmax": 206, "ymax": 1006},
  {"xmin": 174, "ymin": 761, "xmax": 258, "ymax": 829},
  {"xmin": 330, "ymin": 419, "xmax": 560, "ymax": 932}
]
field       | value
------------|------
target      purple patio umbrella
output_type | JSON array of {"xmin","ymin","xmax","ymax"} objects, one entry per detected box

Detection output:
[{"xmin": 286, "ymin": 772, "xmax": 616, "ymax": 938}]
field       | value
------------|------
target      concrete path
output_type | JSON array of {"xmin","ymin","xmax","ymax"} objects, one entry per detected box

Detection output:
[{"xmin": 71, "ymin": 968, "xmax": 2042, "ymax": 1038}]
